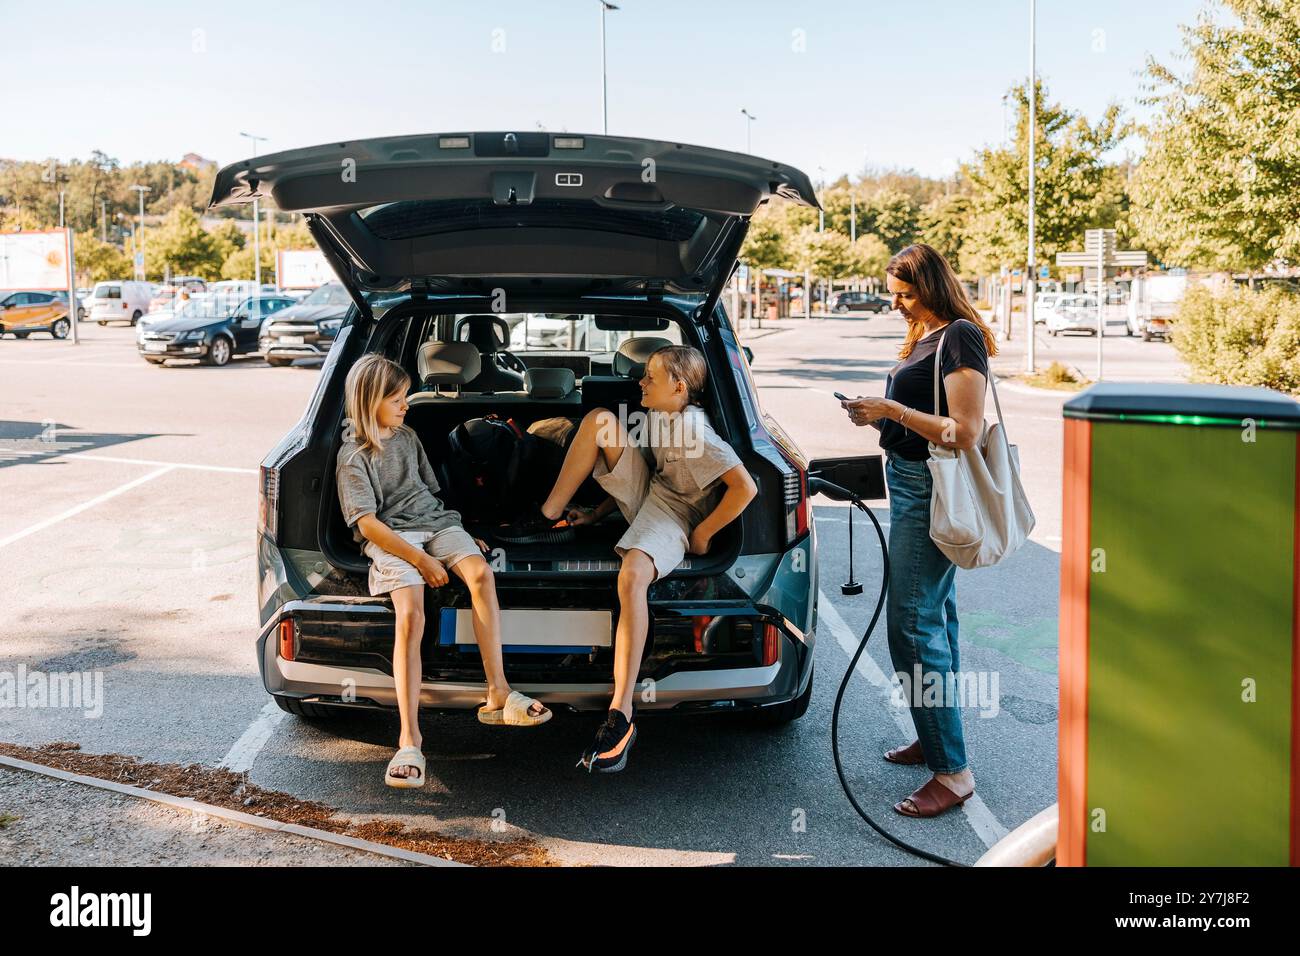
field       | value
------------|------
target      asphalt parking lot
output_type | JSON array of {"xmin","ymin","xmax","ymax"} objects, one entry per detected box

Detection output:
[{"xmin": 0, "ymin": 313, "xmax": 1189, "ymax": 865}]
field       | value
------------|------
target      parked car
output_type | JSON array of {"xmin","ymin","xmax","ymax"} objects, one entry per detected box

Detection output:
[
  {"xmin": 258, "ymin": 281, "xmax": 352, "ymax": 367},
  {"xmin": 828, "ymin": 290, "xmax": 890, "ymax": 314},
  {"xmin": 148, "ymin": 277, "xmax": 208, "ymax": 313},
  {"xmin": 1128, "ymin": 274, "xmax": 1187, "ymax": 341},
  {"xmin": 45, "ymin": 289, "xmax": 86, "ymax": 321},
  {"xmin": 136, "ymin": 292, "xmax": 294, "ymax": 366},
  {"xmin": 0, "ymin": 290, "xmax": 71, "ymax": 338},
  {"xmin": 213, "ymin": 130, "xmax": 827, "ymax": 725},
  {"xmin": 89, "ymin": 280, "xmax": 153, "ymax": 326},
  {"xmin": 1043, "ymin": 293, "xmax": 1108, "ymax": 336},
  {"xmin": 509, "ymin": 312, "xmax": 602, "ymax": 350},
  {"xmin": 1033, "ymin": 292, "xmax": 1062, "ymax": 323}
]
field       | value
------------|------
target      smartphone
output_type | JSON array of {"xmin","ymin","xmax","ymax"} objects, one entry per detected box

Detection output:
[{"xmin": 833, "ymin": 391, "xmax": 852, "ymax": 402}]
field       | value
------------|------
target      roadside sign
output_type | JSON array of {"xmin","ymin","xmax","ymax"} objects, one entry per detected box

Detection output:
[{"xmin": 1040, "ymin": 266, "xmax": 1050, "ymax": 279}]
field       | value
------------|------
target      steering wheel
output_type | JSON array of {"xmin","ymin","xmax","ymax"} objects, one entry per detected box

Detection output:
[{"xmin": 496, "ymin": 351, "xmax": 527, "ymax": 373}]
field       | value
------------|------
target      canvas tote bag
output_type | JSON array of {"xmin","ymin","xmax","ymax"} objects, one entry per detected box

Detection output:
[{"xmin": 925, "ymin": 328, "xmax": 1035, "ymax": 568}]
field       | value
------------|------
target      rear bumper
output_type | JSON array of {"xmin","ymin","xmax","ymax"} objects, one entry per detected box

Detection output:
[{"xmin": 256, "ymin": 599, "xmax": 813, "ymax": 715}]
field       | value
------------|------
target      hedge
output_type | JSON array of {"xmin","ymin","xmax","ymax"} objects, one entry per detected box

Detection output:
[{"xmin": 1172, "ymin": 285, "xmax": 1300, "ymax": 395}]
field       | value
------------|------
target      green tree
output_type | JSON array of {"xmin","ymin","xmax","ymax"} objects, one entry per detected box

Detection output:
[
  {"xmin": 1130, "ymin": 0, "xmax": 1300, "ymax": 270},
  {"xmin": 960, "ymin": 80, "xmax": 1123, "ymax": 276},
  {"xmin": 852, "ymin": 234, "xmax": 891, "ymax": 280},
  {"xmin": 74, "ymin": 231, "xmax": 132, "ymax": 283},
  {"xmin": 858, "ymin": 186, "xmax": 919, "ymax": 253},
  {"xmin": 919, "ymin": 193, "xmax": 972, "ymax": 267},
  {"xmin": 145, "ymin": 206, "xmax": 223, "ymax": 280}
]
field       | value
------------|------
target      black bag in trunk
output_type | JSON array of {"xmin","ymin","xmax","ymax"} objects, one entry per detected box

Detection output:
[
  {"xmin": 445, "ymin": 415, "xmax": 524, "ymax": 522},
  {"xmin": 506, "ymin": 417, "xmax": 606, "ymax": 512}
]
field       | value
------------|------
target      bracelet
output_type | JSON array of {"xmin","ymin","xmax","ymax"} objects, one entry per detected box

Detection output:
[{"xmin": 899, "ymin": 406, "xmax": 913, "ymax": 429}]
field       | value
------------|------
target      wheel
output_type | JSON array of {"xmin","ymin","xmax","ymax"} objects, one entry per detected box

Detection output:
[
  {"xmin": 205, "ymin": 335, "xmax": 232, "ymax": 366},
  {"xmin": 77, "ymin": 308, "xmax": 85, "ymax": 321},
  {"xmin": 13, "ymin": 331, "xmax": 29, "ymax": 339},
  {"xmin": 144, "ymin": 357, "xmax": 166, "ymax": 365},
  {"xmin": 750, "ymin": 665, "xmax": 813, "ymax": 728},
  {"xmin": 1048, "ymin": 328, "xmax": 1058, "ymax": 336},
  {"xmin": 131, "ymin": 310, "xmax": 142, "ymax": 326},
  {"xmin": 835, "ymin": 305, "xmax": 848, "ymax": 314},
  {"xmin": 97, "ymin": 320, "xmax": 106, "ymax": 327},
  {"xmin": 266, "ymin": 356, "xmax": 292, "ymax": 367},
  {"xmin": 1142, "ymin": 330, "xmax": 1153, "ymax": 342},
  {"xmin": 50, "ymin": 318, "xmax": 70, "ymax": 339},
  {"xmin": 1126, "ymin": 325, "xmax": 1134, "ymax": 337},
  {"xmin": 273, "ymin": 695, "xmax": 341, "ymax": 719}
]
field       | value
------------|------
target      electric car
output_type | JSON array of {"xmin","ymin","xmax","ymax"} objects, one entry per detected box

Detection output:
[{"xmin": 214, "ymin": 131, "xmax": 831, "ymax": 726}]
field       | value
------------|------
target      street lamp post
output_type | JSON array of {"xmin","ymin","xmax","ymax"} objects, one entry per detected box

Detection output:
[
  {"xmin": 740, "ymin": 108, "xmax": 757, "ymax": 153},
  {"xmin": 130, "ymin": 184, "xmax": 151, "ymax": 280},
  {"xmin": 240, "ymin": 132, "xmax": 268, "ymax": 288},
  {"xmin": 1026, "ymin": 0, "xmax": 1037, "ymax": 372},
  {"xmin": 598, "ymin": 2, "xmax": 619, "ymax": 135}
]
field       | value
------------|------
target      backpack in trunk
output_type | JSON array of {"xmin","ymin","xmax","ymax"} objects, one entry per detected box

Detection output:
[
  {"xmin": 444, "ymin": 415, "xmax": 524, "ymax": 522},
  {"xmin": 507, "ymin": 417, "xmax": 606, "ymax": 512}
]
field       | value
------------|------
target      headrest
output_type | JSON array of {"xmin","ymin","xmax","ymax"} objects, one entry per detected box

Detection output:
[
  {"xmin": 613, "ymin": 336, "xmax": 673, "ymax": 378},
  {"xmin": 418, "ymin": 341, "xmax": 481, "ymax": 387},
  {"xmin": 458, "ymin": 314, "xmax": 507, "ymax": 353},
  {"xmin": 524, "ymin": 367, "xmax": 576, "ymax": 400}
]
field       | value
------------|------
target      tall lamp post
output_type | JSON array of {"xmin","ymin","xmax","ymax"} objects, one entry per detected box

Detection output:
[
  {"xmin": 598, "ymin": 2, "xmax": 619, "ymax": 135},
  {"xmin": 740, "ymin": 107, "xmax": 757, "ymax": 153},
  {"xmin": 1025, "ymin": 0, "xmax": 1038, "ymax": 371},
  {"xmin": 240, "ymin": 132, "xmax": 268, "ymax": 288},
  {"xmin": 130, "ymin": 184, "xmax": 151, "ymax": 280}
]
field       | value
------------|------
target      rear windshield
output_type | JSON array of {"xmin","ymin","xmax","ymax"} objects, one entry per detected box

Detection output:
[
  {"xmin": 299, "ymin": 284, "xmax": 352, "ymax": 306},
  {"xmin": 360, "ymin": 198, "xmax": 704, "ymax": 243},
  {"xmin": 503, "ymin": 313, "xmax": 683, "ymax": 353},
  {"xmin": 94, "ymin": 284, "xmax": 121, "ymax": 299}
]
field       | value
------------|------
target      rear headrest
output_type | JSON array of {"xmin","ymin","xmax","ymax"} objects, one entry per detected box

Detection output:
[
  {"xmin": 613, "ymin": 336, "xmax": 673, "ymax": 378},
  {"xmin": 418, "ymin": 341, "xmax": 481, "ymax": 387},
  {"xmin": 524, "ymin": 367, "xmax": 576, "ymax": 400}
]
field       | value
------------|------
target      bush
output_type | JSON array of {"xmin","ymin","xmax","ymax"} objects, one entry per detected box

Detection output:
[
  {"xmin": 1042, "ymin": 361, "xmax": 1078, "ymax": 385},
  {"xmin": 1172, "ymin": 285, "xmax": 1300, "ymax": 394}
]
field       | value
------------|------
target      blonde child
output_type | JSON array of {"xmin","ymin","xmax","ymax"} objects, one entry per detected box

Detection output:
[
  {"xmin": 337, "ymin": 354, "xmax": 550, "ymax": 789},
  {"xmin": 497, "ymin": 345, "xmax": 756, "ymax": 772}
]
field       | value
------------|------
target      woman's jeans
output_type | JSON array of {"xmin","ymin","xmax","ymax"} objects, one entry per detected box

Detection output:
[{"xmin": 885, "ymin": 452, "xmax": 967, "ymax": 774}]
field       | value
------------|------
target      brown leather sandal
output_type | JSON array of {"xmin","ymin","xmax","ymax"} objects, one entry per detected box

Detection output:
[
  {"xmin": 883, "ymin": 739, "xmax": 926, "ymax": 765},
  {"xmin": 894, "ymin": 776, "xmax": 974, "ymax": 818}
]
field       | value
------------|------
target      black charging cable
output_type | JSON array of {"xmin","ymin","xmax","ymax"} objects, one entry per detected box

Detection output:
[{"xmin": 810, "ymin": 476, "xmax": 969, "ymax": 868}]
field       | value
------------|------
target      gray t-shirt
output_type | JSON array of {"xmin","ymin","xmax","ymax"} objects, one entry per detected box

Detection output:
[
  {"xmin": 335, "ymin": 424, "xmax": 462, "ymax": 544},
  {"xmin": 640, "ymin": 405, "xmax": 743, "ymax": 528}
]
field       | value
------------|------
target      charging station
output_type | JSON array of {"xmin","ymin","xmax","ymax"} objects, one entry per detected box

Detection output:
[{"xmin": 1058, "ymin": 383, "xmax": 1300, "ymax": 865}]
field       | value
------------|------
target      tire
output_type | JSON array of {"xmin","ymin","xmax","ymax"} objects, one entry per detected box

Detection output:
[
  {"xmin": 50, "ymin": 318, "xmax": 70, "ymax": 340},
  {"xmin": 144, "ymin": 357, "xmax": 166, "ymax": 365},
  {"xmin": 273, "ymin": 695, "xmax": 341, "ymax": 720},
  {"xmin": 1142, "ymin": 330, "xmax": 1153, "ymax": 342},
  {"xmin": 13, "ymin": 331, "xmax": 30, "ymax": 339},
  {"xmin": 97, "ymin": 320, "xmax": 106, "ymax": 327},
  {"xmin": 1048, "ymin": 328, "xmax": 1057, "ymax": 337},
  {"xmin": 751, "ymin": 665, "xmax": 813, "ymax": 728},
  {"xmin": 835, "ymin": 305, "xmax": 848, "ymax": 314},
  {"xmin": 131, "ymin": 310, "xmax": 142, "ymax": 326},
  {"xmin": 205, "ymin": 335, "xmax": 232, "ymax": 366},
  {"xmin": 266, "ymin": 356, "xmax": 292, "ymax": 367}
]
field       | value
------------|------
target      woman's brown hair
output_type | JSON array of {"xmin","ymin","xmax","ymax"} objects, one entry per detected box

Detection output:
[{"xmin": 887, "ymin": 243, "xmax": 999, "ymax": 360}]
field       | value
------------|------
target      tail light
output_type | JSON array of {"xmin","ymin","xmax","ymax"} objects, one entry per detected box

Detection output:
[
  {"xmin": 278, "ymin": 618, "xmax": 297, "ymax": 660},
  {"xmin": 122, "ymin": 302, "xmax": 129, "ymax": 309},
  {"xmin": 258, "ymin": 464, "xmax": 280, "ymax": 539},
  {"xmin": 761, "ymin": 623, "xmax": 780, "ymax": 666}
]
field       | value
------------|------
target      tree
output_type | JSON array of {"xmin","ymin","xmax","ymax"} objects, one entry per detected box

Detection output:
[
  {"xmin": 74, "ymin": 231, "xmax": 131, "ymax": 283},
  {"xmin": 145, "ymin": 206, "xmax": 222, "ymax": 280},
  {"xmin": 1130, "ymin": 0, "xmax": 1300, "ymax": 269},
  {"xmin": 209, "ymin": 220, "xmax": 246, "ymax": 264},
  {"xmin": 220, "ymin": 242, "xmax": 276, "ymax": 281},
  {"xmin": 852, "ymin": 234, "xmax": 891, "ymax": 280},
  {"xmin": 919, "ymin": 193, "xmax": 972, "ymax": 266},
  {"xmin": 960, "ymin": 80, "xmax": 1123, "ymax": 276},
  {"xmin": 858, "ymin": 186, "xmax": 919, "ymax": 253}
]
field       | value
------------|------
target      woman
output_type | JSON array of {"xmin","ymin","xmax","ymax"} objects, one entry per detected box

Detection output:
[{"xmin": 840, "ymin": 243, "xmax": 998, "ymax": 818}]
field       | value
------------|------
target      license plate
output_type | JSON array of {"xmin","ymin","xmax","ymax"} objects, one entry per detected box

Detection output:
[
  {"xmin": 281, "ymin": 335, "xmax": 305, "ymax": 345},
  {"xmin": 143, "ymin": 342, "xmax": 167, "ymax": 352},
  {"xmin": 440, "ymin": 608, "xmax": 612, "ymax": 649}
]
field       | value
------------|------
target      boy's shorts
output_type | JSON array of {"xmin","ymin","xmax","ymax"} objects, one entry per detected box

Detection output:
[
  {"xmin": 593, "ymin": 444, "xmax": 690, "ymax": 582},
  {"xmin": 361, "ymin": 526, "xmax": 484, "ymax": 596}
]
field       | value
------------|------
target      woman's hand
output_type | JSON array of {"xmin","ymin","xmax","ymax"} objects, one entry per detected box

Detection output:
[
  {"xmin": 841, "ymin": 396, "xmax": 901, "ymax": 427},
  {"xmin": 416, "ymin": 554, "xmax": 449, "ymax": 587},
  {"xmin": 688, "ymin": 527, "xmax": 714, "ymax": 556},
  {"xmin": 565, "ymin": 506, "xmax": 599, "ymax": 527}
]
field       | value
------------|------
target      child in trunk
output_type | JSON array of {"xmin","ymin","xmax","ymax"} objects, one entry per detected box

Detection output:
[
  {"xmin": 336, "ymin": 354, "xmax": 551, "ymax": 789},
  {"xmin": 496, "ymin": 345, "xmax": 757, "ymax": 773}
]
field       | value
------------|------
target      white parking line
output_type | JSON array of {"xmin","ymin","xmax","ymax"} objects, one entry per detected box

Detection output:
[
  {"xmin": 219, "ymin": 700, "xmax": 287, "ymax": 773},
  {"xmin": 62, "ymin": 452, "xmax": 257, "ymax": 475},
  {"xmin": 817, "ymin": 588, "xmax": 1009, "ymax": 849},
  {"xmin": 0, "ymin": 465, "xmax": 174, "ymax": 550}
]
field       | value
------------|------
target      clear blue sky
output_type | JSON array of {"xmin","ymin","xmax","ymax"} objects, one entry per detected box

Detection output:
[{"xmin": 2, "ymin": 0, "xmax": 1206, "ymax": 181}]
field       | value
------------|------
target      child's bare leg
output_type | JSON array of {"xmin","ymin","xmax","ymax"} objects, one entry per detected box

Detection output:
[
  {"xmin": 450, "ymin": 555, "xmax": 546, "ymax": 716},
  {"xmin": 389, "ymin": 585, "xmax": 424, "ymax": 778},
  {"xmin": 540, "ymin": 407, "xmax": 627, "ymax": 519},
  {"xmin": 611, "ymin": 549, "xmax": 655, "ymax": 718}
]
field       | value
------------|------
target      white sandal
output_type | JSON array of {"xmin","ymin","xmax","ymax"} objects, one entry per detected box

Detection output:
[
  {"xmin": 384, "ymin": 745, "xmax": 426, "ymax": 788},
  {"xmin": 478, "ymin": 690, "xmax": 552, "ymax": 727}
]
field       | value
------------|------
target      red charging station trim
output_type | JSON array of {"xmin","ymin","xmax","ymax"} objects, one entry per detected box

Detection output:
[
  {"xmin": 1291, "ymin": 436, "xmax": 1299, "ymax": 867},
  {"xmin": 1058, "ymin": 417, "xmax": 1091, "ymax": 867}
]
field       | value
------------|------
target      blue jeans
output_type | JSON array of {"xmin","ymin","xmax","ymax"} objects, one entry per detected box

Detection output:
[{"xmin": 884, "ymin": 452, "xmax": 967, "ymax": 774}]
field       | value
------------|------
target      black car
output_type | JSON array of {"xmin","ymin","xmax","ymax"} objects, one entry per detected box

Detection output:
[
  {"xmin": 259, "ymin": 282, "xmax": 351, "ymax": 366},
  {"xmin": 829, "ymin": 290, "xmax": 890, "ymax": 314},
  {"xmin": 138, "ymin": 293, "xmax": 296, "ymax": 366},
  {"xmin": 212, "ymin": 130, "xmax": 869, "ymax": 726}
]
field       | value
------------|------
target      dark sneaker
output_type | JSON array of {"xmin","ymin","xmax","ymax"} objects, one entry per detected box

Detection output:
[
  {"xmin": 577, "ymin": 708, "xmax": 637, "ymax": 774},
  {"xmin": 493, "ymin": 507, "xmax": 576, "ymax": 544}
]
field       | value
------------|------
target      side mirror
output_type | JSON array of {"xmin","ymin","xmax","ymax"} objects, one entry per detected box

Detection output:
[
  {"xmin": 742, "ymin": 346, "xmax": 754, "ymax": 364},
  {"xmin": 808, "ymin": 455, "xmax": 887, "ymax": 501}
]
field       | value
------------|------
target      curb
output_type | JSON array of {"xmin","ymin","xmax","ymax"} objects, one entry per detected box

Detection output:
[{"xmin": 0, "ymin": 754, "xmax": 466, "ymax": 868}]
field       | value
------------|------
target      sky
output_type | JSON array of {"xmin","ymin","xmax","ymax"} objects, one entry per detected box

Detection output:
[{"xmin": 1, "ymin": 0, "xmax": 1208, "ymax": 182}]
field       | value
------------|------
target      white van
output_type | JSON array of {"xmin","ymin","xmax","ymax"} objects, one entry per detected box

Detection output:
[{"xmin": 89, "ymin": 280, "xmax": 153, "ymax": 326}]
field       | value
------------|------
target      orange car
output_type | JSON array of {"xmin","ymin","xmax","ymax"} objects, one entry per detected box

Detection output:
[{"xmin": 0, "ymin": 290, "xmax": 71, "ymax": 339}]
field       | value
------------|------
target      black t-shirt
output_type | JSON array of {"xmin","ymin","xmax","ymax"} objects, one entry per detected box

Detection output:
[{"xmin": 879, "ymin": 318, "xmax": 990, "ymax": 461}]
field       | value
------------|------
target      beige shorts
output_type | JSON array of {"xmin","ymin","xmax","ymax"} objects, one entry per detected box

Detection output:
[
  {"xmin": 361, "ymin": 527, "xmax": 483, "ymax": 596},
  {"xmin": 593, "ymin": 444, "xmax": 690, "ymax": 581}
]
